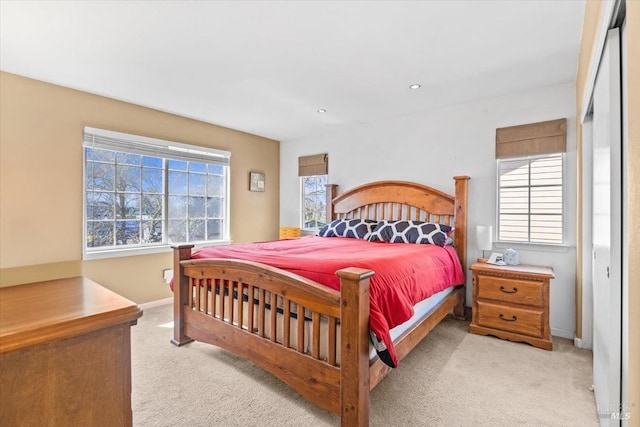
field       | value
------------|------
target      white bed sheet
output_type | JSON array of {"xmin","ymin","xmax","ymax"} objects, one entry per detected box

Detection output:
[{"xmin": 369, "ymin": 285, "xmax": 455, "ymax": 360}]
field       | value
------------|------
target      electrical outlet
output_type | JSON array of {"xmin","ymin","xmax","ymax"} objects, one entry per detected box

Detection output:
[{"xmin": 163, "ymin": 269, "xmax": 173, "ymax": 284}]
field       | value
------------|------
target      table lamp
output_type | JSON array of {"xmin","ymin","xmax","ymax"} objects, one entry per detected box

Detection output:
[{"xmin": 476, "ymin": 225, "xmax": 493, "ymax": 260}]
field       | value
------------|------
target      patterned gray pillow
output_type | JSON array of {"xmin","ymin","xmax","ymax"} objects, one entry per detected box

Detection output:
[
  {"xmin": 368, "ymin": 220, "xmax": 452, "ymax": 247},
  {"xmin": 317, "ymin": 219, "xmax": 378, "ymax": 239}
]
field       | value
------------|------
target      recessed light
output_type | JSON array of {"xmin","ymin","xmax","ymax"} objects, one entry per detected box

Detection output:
[
  {"xmin": 409, "ymin": 84, "xmax": 421, "ymax": 89},
  {"xmin": 317, "ymin": 109, "xmax": 327, "ymax": 113}
]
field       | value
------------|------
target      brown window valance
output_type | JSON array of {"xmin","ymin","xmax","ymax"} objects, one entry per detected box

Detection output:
[
  {"xmin": 496, "ymin": 118, "xmax": 567, "ymax": 159},
  {"xmin": 298, "ymin": 153, "xmax": 328, "ymax": 176}
]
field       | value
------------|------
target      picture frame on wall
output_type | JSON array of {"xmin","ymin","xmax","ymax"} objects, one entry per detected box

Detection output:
[{"xmin": 249, "ymin": 172, "xmax": 265, "ymax": 192}]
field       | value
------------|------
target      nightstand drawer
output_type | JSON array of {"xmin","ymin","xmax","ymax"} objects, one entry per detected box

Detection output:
[
  {"xmin": 477, "ymin": 275, "xmax": 543, "ymax": 307},
  {"xmin": 476, "ymin": 301, "xmax": 543, "ymax": 338}
]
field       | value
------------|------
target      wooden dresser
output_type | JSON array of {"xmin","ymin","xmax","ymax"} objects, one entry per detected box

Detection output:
[
  {"xmin": 0, "ymin": 277, "xmax": 143, "ymax": 426},
  {"xmin": 469, "ymin": 262, "xmax": 554, "ymax": 350}
]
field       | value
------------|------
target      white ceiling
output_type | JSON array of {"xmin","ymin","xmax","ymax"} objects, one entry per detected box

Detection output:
[{"xmin": 0, "ymin": 1, "xmax": 585, "ymax": 142}]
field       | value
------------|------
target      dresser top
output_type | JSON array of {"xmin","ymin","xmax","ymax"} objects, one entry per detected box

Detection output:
[
  {"xmin": 0, "ymin": 276, "xmax": 142, "ymax": 353},
  {"xmin": 470, "ymin": 261, "xmax": 555, "ymax": 279}
]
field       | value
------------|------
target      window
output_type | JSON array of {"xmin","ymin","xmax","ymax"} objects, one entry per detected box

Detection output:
[
  {"xmin": 301, "ymin": 175, "xmax": 327, "ymax": 230},
  {"xmin": 83, "ymin": 127, "xmax": 230, "ymax": 257},
  {"xmin": 298, "ymin": 153, "xmax": 328, "ymax": 231},
  {"xmin": 497, "ymin": 153, "xmax": 564, "ymax": 244}
]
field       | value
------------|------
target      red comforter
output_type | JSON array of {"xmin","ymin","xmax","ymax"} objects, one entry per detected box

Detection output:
[{"xmin": 192, "ymin": 235, "xmax": 465, "ymax": 366}]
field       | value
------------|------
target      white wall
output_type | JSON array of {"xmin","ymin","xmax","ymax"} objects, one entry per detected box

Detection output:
[{"xmin": 280, "ymin": 82, "xmax": 577, "ymax": 339}]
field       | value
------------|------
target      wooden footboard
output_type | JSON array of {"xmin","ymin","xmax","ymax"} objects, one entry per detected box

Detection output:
[{"xmin": 172, "ymin": 246, "xmax": 374, "ymax": 423}]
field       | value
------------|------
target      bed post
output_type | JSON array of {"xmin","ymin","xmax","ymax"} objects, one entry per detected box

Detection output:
[
  {"xmin": 453, "ymin": 176, "xmax": 470, "ymax": 320},
  {"xmin": 326, "ymin": 184, "xmax": 338, "ymax": 222},
  {"xmin": 453, "ymin": 176, "xmax": 470, "ymax": 272},
  {"xmin": 171, "ymin": 244, "xmax": 195, "ymax": 347},
  {"xmin": 336, "ymin": 267, "xmax": 374, "ymax": 427}
]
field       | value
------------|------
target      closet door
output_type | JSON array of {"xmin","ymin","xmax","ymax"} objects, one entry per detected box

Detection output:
[{"xmin": 591, "ymin": 28, "xmax": 622, "ymax": 427}]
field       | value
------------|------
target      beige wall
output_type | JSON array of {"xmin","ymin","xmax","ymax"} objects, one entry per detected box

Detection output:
[
  {"xmin": 0, "ymin": 72, "xmax": 280, "ymax": 303},
  {"xmin": 576, "ymin": 2, "xmax": 639, "ymax": 422}
]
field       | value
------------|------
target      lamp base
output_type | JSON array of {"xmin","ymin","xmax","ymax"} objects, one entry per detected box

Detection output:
[{"xmin": 477, "ymin": 250, "xmax": 490, "ymax": 263}]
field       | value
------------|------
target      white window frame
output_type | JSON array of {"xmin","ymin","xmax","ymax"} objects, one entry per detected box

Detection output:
[
  {"xmin": 496, "ymin": 153, "xmax": 566, "ymax": 246},
  {"xmin": 83, "ymin": 127, "xmax": 231, "ymax": 260},
  {"xmin": 300, "ymin": 174, "xmax": 328, "ymax": 232}
]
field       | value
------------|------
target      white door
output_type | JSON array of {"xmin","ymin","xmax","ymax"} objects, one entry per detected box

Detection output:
[{"xmin": 591, "ymin": 28, "xmax": 622, "ymax": 426}]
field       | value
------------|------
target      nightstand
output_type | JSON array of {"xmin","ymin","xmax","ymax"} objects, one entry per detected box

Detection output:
[
  {"xmin": 279, "ymin": 227, "xmax": 301, "ymax": 239},
  {"xmin": 469, "ymin": 262, "xmax": 554, "ymax": 350}
]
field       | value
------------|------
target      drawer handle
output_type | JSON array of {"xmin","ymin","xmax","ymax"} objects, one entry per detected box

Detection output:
[
  {"xmin": 499, "ymin": 286, "xmax": 518, "ymax": 294},
  {"xmin": 499, "ymin": 313, "xmax": 517, "ymax": 322}
]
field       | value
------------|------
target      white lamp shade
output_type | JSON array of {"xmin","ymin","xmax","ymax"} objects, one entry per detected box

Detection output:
[{"xmin": 476, "ymin": 225, "xmax": 493, "ymax": 251}]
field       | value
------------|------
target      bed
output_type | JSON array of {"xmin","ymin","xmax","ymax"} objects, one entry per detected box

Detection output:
[{"xmin": 171, "ymin": 177, "xmax": 470, "ymax": 426}]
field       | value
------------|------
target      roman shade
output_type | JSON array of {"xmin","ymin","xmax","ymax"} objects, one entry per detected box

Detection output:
[
  {"xmin": 495, "ymin": 118, "xmax": 567, "ymax": 159},
  {"xmin": 298, "ymin": 153, "xmax": 328, "ymax": 176}
]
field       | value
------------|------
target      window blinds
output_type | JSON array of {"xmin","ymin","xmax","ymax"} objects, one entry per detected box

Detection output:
[
  {"xmin": 498, "ymin": 154, "xmax": 564, "ymax": 244},
  {"xmin": 298, "ymin": 153, "xmax": 328, "ymax": 176},
  {"xmin": 83, "ymin": 127, "xmax": 230, "ymax": 165},
  {"xmin": 495, "ymin": 118, "xmax": 567, "ymax": 159}
]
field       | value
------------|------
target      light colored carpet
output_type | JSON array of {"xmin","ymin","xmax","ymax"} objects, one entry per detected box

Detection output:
[{"xmin": 131, "ymin": 304, "xmax": 598, "ymax": 426}]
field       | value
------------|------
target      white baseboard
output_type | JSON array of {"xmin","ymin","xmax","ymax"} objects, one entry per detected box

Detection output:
[
  {"xmin": 140, "ymin": 297, "xmax": 172, "ymax": 310},
  {"xmin": 551, "ymin": 327, "xmax": 574, "ymax": 340},
  {"xmin": 573, "ymin": 336, "xmax": 593, "ymax": 350}
]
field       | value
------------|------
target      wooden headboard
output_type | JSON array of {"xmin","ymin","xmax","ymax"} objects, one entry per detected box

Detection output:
[{"xmin": 325, "ymin": 176, "xmax": 470, "ymax": 270}]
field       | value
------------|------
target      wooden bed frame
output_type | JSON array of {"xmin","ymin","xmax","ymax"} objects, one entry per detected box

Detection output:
[{"xmin": 171, "ymin": 176, "xmax": 470, "ymax": 426}]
